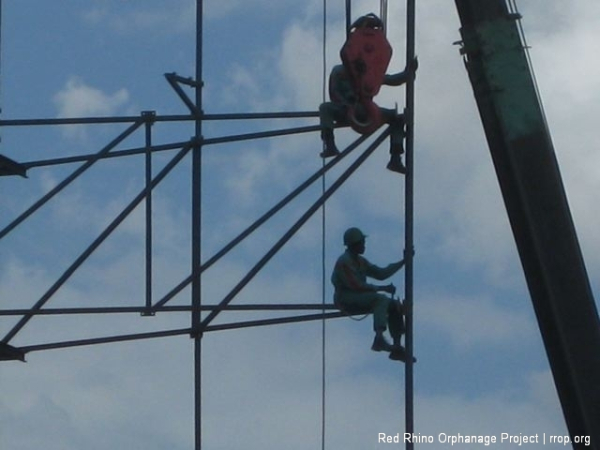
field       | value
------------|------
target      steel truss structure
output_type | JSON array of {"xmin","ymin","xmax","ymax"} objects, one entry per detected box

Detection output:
[{"xmin": 0, "ymin": 1, "xmax": 416, "ymax": 449}]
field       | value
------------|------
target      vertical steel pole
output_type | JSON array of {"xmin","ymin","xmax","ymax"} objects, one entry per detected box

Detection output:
[
  {"xmin": 404, "ymin": 0, "xmax": 416, "ymax": 448},
  {"xmin": 321, "ymin": 4, "xmax": 327, "ymax": 450},
  {"xmin": 0, "ymin": 0, "xmax": 2, "ymax": 115},
  {"xmin": 0, "ymin": 0, "xmax": 3, "ymax": 145},
  {"xmin": 345, "ymin": 0, "xmax": 351, "ymax": 39},
  {"xmin": 193, "ymin": 1, "xmax": 203, "ymax": 450},
  {"xmin": 143, "ymin": 111, "xmax": 155, "ymax": 316},
  {"xmin": 380, "ymin": 0, "xmax": 388, "ymax": 35}
]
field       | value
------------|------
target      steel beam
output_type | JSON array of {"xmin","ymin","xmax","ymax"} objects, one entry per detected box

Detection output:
[
  {"xmin": 2, "ymin": 143, "xmax": 192, "ymax": 344},
  {"xmin": 14, "ymin": 311, "xmax": 347, "ymax": 357},
  {"xmin": 199, "ymin": 128, "xmax": 390, "ymax": 331},
  {"xmin": 0, "ymin": 121, "xmax": 144, "ymax": 240},
  {"xmin": 143, "ymin": 112, "xmax": 155, "ymax": 316},
  {"xmin": 20, "ymin": 125, "xmax": 323, "ymax": 171},
  {"xmin": 0, "ymin": 111, "xmax": 319, "ymax": 127},
  {"xmin": 0, "ymin": 304, "xmax": 340, "ymax": 316},
  {"xmin": 455, "ymin": 1, "xmax": 600, "ymax": 447},
  {"xmin": 153, "ymin": 133, "xmax": 369, "ymax": 310},
  {"xmin": 192, "ymin": 3, "xmax": 204, "ymax": 450}
]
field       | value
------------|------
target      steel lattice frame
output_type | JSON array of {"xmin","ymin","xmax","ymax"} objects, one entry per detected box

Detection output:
[{"xmin": 0, "ymin": 1, "xmax": 416, "ymax": 449}]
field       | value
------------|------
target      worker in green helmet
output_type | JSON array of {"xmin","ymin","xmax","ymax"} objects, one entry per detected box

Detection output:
[{"xmin": 331, "ymin": 227, "xmax": 409, "ymax": 362}]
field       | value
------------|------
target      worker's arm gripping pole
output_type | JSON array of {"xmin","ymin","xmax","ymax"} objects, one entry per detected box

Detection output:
[{"xmin": 404, "ymin": 0, "xmax": 416, "ymax": 449}]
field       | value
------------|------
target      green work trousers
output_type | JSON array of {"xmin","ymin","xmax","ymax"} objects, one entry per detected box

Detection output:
[
  {"xmin": 335, "ymin": 292, "xmax": 404, "ymax": 340},
  {"xmin": 319, "ymin": 102, "xmax": 404, "ymax": 150}
]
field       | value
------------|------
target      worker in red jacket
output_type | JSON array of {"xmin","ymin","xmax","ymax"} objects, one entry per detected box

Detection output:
[
  {"xmin": 331, "ymin": 227, "xmax": 409, "ymax": 362},
  {"xmin": 319, "ymin": 14, "xmax": 417, "ymax": 174}
]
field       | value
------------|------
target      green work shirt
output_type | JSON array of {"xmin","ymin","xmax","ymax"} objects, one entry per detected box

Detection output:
[{"xmin": 331, "ymin": 250, "xmax": 403, "ymax": 294}]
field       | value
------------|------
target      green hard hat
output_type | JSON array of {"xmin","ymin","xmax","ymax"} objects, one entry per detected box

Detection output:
[{"xmin": 343, "ymin": 227, "xmax": 367, "ymax": 246}]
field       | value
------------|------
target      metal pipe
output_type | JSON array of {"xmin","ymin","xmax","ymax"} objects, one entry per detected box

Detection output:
[
  {"xmin": 1, "ymin": 143, "xmax": 193, "ymax": 344},
  {"xmin": 380, "ymin": 0, "xmax": 388, "ymax": 34},
  {"xmin": 0, "ymin": 303, "xmax": 340, "ymax": 316},
  {"xmin": 345, "ymin": 0, "xmax": 351, "ymax": 38},
  {"xmin": 0, "ymin": 121, "xmax": 144, "ymax": 240},
  {"xmin": 202, "ymin": 124, "xmax": 322, "ymax": 145},
  {"xmin": 193, "ymin": 2, "xmax": 204, "ymax": 450},
  {"xmin": 165, "ymin": 72, "xmax": 201, "ymax": 116},
  {"xmin": 19, "ymin": 327, "xmax": 194, "ymax": 353},
  {"xmin": 21, "ymin": 125, "xmax": 324, "ymax": 170},
  {"xmin": 22, "ymin": 140, "xmax": 193, "ymax": 169},
  {"xmin": 203, "ymin": 311, "xmax": 344, "ymax": 332},
  {"xmin": 22, "ymin": 125, "xmax": 324, "ymax": 170},
  {"xmin": 152, "ymin": 133, "xmax": 368, "ymax": 310},
  {"xmin": 200, "ymin": 128, "xmax": 390, "ymax": 331},
  {"xmin": 143, "ymin": 112, "xmax": 155, "ymax": 316},
  {"xmin": 17, "ymin": 311, "xmax": 347, "ymax": 355},
  {"xmin": 203, "ymin": 111, "xmax": 319, "ymax": 120},
  {"xmin": 0, "ymin": 111, "xmax": 320, "ymax": 127},
  {"xmin": 0, "ymin": 115, "xmax": 188, "ymax": 126},
  {"xmin": 404, "ymin": 0, "xmax": 416, "ymax": 448}
]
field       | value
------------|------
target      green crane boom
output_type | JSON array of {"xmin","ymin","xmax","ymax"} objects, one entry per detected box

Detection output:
[{"xmin": 454, "ymin": 1, "xmax": 600, "ymax": 448}]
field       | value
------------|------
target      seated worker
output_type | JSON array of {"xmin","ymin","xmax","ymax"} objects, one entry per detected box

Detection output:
[
  {"xmin": 319, "ymin": 14, "xmax": 417, "ymax": 174},
  {"xmin": 331, "ymin": 227, "xmax": 410, "ymax": 362},
  {"xmin": 319, "ymin": 67, "xmax": 412, "ymax": 173}
]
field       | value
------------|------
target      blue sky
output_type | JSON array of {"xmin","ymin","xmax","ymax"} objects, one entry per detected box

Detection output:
[{"xmin": 1, "ymin": 1, "xmax": 600, "ymax": 449}]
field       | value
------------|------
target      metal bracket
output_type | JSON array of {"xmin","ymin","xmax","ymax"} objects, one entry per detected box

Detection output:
[
  {"xmin": 164, "ymin": 72, "xmax": 203, "ymax": 116},
  {"xmin": 0, "ymin": 154, "xmax": 27, "ymax": 178}
]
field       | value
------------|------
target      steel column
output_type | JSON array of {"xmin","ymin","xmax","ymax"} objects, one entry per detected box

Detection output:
[
  {"xmin": 404, "ymin": 0, "xmax": 416, "ymax": 448},
  {"xmin": 143, "ymin": 112, "xmax": 155, "ymax": 316},
  {"xmin": 153, "ymin": 134, "xmax": 368, "ymax": 310},
  {"xmin": 192, "ymin": 2, "xmax": 204, "ymax": 450},
  {"xmin": 2, "ymin": 143, "xmax": 192, "ymax": 344},
  {"xmin": 199, "ymin": 129, "xmax": 391, "ymax": 331}
]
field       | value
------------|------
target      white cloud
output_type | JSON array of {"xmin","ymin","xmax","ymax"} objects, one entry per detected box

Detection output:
[
  {"xmin": 414, "ymin": 376, "xmax": 567, "ymax": 448},
  {"xmin": 0, "ymin": 259, "xmax": 55, "ymax": 313},
  {"xmin": 53, "ymin": 77, "xmax": 130, "ymax": 139},
  {"xmin": 83, "ymin": 1, "xmax": 195, "ymax": 34},
  {"xmin": 54, "ymin": 77, "xmax": 129, "ymax": 118},
  {"xmin": 278, "ymin": 23, "xmax": 324, "ymax": 109},
  {"xmin": 419, "ymin": 291, "xmax": 536, "ymax": 351}
]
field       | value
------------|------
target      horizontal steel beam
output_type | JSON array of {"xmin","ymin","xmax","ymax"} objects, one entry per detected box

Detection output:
[
  {"xmin": 20, "ymin": 124, "xmax": 325, "ymax": 170},
  {"xmin": 2, "ymin": 143, "xmax": 193, "ymax": 344},
  {"xmin": 199, "ymin": 128, "xmax": 390, "ymax": 330},
  {"xmin": 15, "ymin": 311, "xmax": 346, "ymax": 355},
  {"xmin": 152, "ymin": 133, "xmax": 369, "ymax": 310},
  {"xmin": 0, "ymin": 303, "xmax": 339, "ymax": 316},
  {"xmin": 0, "ymin": 111, "xmax": 319, "ymax": 127}
]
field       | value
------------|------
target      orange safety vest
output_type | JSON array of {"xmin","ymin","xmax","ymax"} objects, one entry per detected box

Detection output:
[{"xmin": 340, "ymin": 14, "xmax": 392, "ymax": 134}]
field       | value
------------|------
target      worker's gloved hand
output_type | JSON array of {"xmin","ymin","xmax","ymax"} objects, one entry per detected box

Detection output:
[
  {"xmin": 382, "ymin": 283, "xmax": 396, "ymax": 295},
  {"xmin": 408, "ymin": 56, "xmax": 419, "ymax": 74},
  {"xmin": 404, "ymin": 248, "xmax": 416, "ymax": 259}
]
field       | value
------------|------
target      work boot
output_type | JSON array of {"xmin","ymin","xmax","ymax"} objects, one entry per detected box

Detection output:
[
  {"xmin": 386, "ymin": 153, "xmax": 406, "ymax": 174},
  {"xmin": 371, "ymin": 333, "xmax": 394, "ymax": 352},
  {"xmin": 320, "ymin": 129, "xmax": 340, "ymax": 158},
  {"xmin": 389, "ymin": 345, "xmax": 417, "ymax": 363}
]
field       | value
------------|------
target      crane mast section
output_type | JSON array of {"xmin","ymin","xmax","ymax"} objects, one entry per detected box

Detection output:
[{"xmin": 455, "ymin": 1, "xmax": 600, "ymax": 447}]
